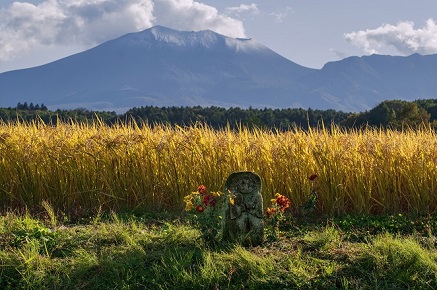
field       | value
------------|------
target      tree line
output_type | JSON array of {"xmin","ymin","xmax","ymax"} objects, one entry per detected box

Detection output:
[
  {"xmin": 124, "ymin": 106, "xmax": 349, "ymax": 130},
  {"xmin": 343, "ymin": 99, "xmax": 437, "ymax": 129},
  {"xmin": 1, "ymin": 99, "xmax": 437, "ymax": 130}
]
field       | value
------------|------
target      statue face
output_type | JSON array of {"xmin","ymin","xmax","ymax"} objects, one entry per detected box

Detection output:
[{"xmin": 236, "ymin": 177, "xmax": 255, "ymax": 194}]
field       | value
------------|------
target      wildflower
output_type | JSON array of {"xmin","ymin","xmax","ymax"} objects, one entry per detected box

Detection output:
[
  {"xmin": 275, "ymin": 193, "xmax": 290, "ymax": 212},
  {"xmin": 184, "ymin": 194, "xmax": 195, "ymax": 211},
  {"xmin": 184, "ymin": 184, "xmax": 230, "ymax": 245},
  {"xmin": 196, "ymin": 205, "xmax": 205, "ymax": 213},
  {"xmin": 266, "ymin": 207, "xmax": 277, "ymax": 218},
  {"xmin": 203, "ymin": 195, "xmax": 216, "ymax": 206},
  {"xmin": 197, "ymin": 185, "xmax": 207, "ymax": 195},
  {"xmin": 309, "ymin": 174, "xmax": 318, "ymax": 181},
  {"xmin": 266, "ymin": 193, "xmax": 291, "ymax": 241},
  {"xmin": 229, "ymin": 197, "xmax": 235, "ymax": 205},
  {"xmin": 184, "ymin": 194, "xmax": 193, "ymax": 202},
  {"xmin": 185, "ymin": 201, "xmax": 194, "ymax": 211}
]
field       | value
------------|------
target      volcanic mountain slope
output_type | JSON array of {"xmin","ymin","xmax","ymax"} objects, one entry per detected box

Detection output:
[{"xmin": 0, "ymin": 26, "xmax": 315, "ymax": 112}]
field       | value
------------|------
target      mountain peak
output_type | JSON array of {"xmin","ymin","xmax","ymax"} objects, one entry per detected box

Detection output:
[
  {"xmin": 117, "ymin": 25, "xmax": 264, "ymax": 52},
  {"xmin": 147, "ymin": 25, "xmax": 220, "ymax": 48}
]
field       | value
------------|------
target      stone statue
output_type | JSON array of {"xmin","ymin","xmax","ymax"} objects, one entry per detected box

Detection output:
[{"xmin": 222, "ymin": 171, "xmax": 264, "ymax": 246}]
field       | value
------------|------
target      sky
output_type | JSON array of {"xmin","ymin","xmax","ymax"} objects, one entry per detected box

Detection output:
[{"xmin": 1, "ymin": 0, "xmax": 437, "ymax": 73}]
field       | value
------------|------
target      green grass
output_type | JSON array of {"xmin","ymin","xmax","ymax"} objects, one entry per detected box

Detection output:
[{"xmin": 2, "ymin": 212, "xmax": 437, "ymax": 289}]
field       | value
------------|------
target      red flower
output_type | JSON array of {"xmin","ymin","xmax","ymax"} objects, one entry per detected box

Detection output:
[
  {"xmin": 197, "ymin": 185, "xmax": 207, "ymax": 195},
  {"xmin": 309, "ymin": 174, "xmax": 318, "ymax": 181},
  {"xmin": 203, "ymin": 195, "xmax": 216, "ymax": 206},
  {"xmin": 196, "ymin": 205, "xmax": 205, "ymax": 213},
  {"xmin": 275, "ymin": 194, "xmax": 290, "ymax": 212}
]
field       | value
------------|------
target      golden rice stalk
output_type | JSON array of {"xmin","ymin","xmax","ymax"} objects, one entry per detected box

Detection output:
[{"xmin": 0, "ymin": 120, "xmax": 436, "ymax": 217}]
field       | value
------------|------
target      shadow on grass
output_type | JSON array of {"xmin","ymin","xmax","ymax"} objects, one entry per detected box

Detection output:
[{"xmin": 2, "ymin": 213, "xmax": 437, "ymax": 289}]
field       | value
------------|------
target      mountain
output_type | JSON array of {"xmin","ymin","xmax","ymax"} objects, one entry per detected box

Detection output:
[
  {"xmin": 303, "ymin": 53, "xmax": 437, "ymax": 111},
  {"xmin": 0, "ymin": 26, "xmax": 437, "ymax": 113},
  {"xmin": 0, "ymin": 26, "xmax": 314, "ymax": 112}
]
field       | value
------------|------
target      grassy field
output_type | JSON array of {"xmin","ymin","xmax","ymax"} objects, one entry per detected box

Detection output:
[
  {"xmin": 1, "ymin": 120, "xmax": 437, "ymax": 288},
  {"xmin": 1, "ymin": 212, "xmax": 437, "ymax": 289}
]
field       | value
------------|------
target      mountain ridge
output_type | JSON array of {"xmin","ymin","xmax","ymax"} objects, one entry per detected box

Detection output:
[{"xmin": 0, "ymin": 26, "xmax": 436, "ymax": 113}]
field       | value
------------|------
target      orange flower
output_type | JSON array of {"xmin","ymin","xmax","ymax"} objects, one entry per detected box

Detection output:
[
  {"xmin": 275, "ymin": 194, "xmax": 290, "ymax": 212},
  {"xmin": 196, "ymin": 205, "xmax": 205, "ymax": 213},
  {"xmin": 197, "ymin": 185, "xmax": 207, "ymax": 195},
  {"xmin": 266, "ymin": 207, "xmax": 277, "ymax": 218}
]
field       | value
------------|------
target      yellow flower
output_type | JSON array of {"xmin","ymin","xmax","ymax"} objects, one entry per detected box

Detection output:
[
  {"xmin": 211, "ymin": 191, "xmax": 222, "ymax": 197},
  {"xmin": 185, "ymin": 201, "xmax": 194, "ymax": 211},
  {"xmin": 229, "ymin": 197, "xmax": 235, "ymax": 205},
  {"xmin": 272, "ymin": 193, "xmax": 282, "ymax": 203}
]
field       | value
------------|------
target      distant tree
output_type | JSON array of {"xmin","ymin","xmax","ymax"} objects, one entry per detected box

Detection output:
[
  {"xmin": 392, "ymin": 102, "xmax": 430, "ymax": 129},
  {"xmin": 415, "ymin": 98, "xmax": 437, "ymax": 122},
  {"xmin": 342, "ymin": 100, "xmax": 431, "ymax": 129}
]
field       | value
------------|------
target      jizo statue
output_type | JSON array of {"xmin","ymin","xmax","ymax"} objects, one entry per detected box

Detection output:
[{"xmin": 222, "ymin": 171, "xmax": 264, "ymax": 246}]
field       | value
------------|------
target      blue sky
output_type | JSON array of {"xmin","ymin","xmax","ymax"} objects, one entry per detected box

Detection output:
[{"xmin": 1, "ymin": 0, "xmax": 437, "ymax": 73}]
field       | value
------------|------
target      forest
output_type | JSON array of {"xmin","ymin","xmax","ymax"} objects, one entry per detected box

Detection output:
[{"xmin": 1, "ymin": 99, "xmax": 437, "ymax": 129}]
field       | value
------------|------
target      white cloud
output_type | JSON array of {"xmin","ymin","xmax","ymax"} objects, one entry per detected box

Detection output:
[
  {"xmin": 270, "ymin": 6, "xmax": 293, "ymax": 24},
  {"xmin": 226, "ymin": 3, "xmax": 258, "ymax": 15},
  {"xmin": 0, "ymin": 0, "xmax": 245, "ymax": 61},
  {"xmin": 153, "ymin": 0, "xmax": 245, "ymax": 38},
  {"xmin": 344, "ymin": 19, "xmax": 437, "ymax": 55}
]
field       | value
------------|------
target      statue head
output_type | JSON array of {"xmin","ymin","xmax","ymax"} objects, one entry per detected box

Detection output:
[{"xmin": 224, "ymin": 171, "xmax": 261, "ymax": 195}]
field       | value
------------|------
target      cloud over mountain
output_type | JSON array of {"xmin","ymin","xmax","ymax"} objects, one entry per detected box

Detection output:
[
  {"xmin": 153, "ymin": 0, "xmax": 245, "ymax": 38},
  {"xmin": 225, "ymin": 4, "xmax": 259, "ymax": 15},
  {"xmin": 0, "ymin": 0, "xmax": 245, "ymax": 61},
  {"xmin": 345, "ymin": 18, "xmax": 437, "ymax": 55}
]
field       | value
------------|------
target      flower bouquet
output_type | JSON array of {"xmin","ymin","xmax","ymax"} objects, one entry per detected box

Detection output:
[
  {"xmin": 264, "ymin": 193, "xmax": 291, "ymax": 241},
  {"xmin": 184, "ymin": 185, "xmax": 227, "ymax": 246}
]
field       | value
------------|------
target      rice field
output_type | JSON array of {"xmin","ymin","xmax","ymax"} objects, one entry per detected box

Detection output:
[{"xmin": 1, "ymin": 120, "xmax": 437, "ymax": 217}]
